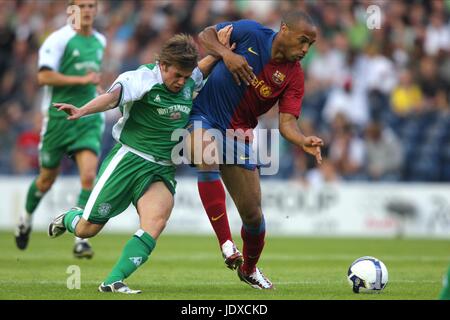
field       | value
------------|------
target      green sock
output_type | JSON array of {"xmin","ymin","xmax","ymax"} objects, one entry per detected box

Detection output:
[
  {"xmin": 104, "ymin": 230, "xmax": 156, "ymax": 285},
  {"xmin": 439, "ymin": 266, "xmax": 450, "ymax": 300},
  {"xmin": 77, "ymin": 188, "xmax": 92, "ymax": 208},
  {"xmin": 25, "ymin": 179, "xmax": 45, "ymax": 214},
  {"xmin": 63, "ymin": 207, "xmax": 84, "ymax": 234}
]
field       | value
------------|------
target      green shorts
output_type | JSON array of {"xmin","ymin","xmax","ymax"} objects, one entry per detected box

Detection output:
[
  {"xmin": 82, "ymin": 143, "xmax": 176, "ymax": 224},
  {"xmin": 39, "ymin": 114, "xmax": 104, "ymax": 168}
]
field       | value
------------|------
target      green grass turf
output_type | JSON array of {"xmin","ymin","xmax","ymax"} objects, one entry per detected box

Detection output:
[{"xmin": 0, "ymin": 231, "xmax": 448, "ymax": 300}]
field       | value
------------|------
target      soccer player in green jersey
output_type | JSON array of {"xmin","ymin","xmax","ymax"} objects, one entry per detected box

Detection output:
[
  {"xmin": 47, "ymin": 28, "xmax": 233, "ymax": 294},
  {"xmin": 14, "ymin": 0, "xmax": 105, "ymax": 258},
  {"xmin": 440, "ymin": 265, "xmax": 450, "ymax": 300}
]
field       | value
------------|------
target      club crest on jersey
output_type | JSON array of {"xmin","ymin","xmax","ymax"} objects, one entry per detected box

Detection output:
[
  {"xmin": 98, "ymin": 203, "xmax": 112, "ymax": 216},
  {"xmin": 260, "ymin": 85, "xmax": 272, "ymax": 98},
  {"xmin": 272, "ymin": 70, "xmax": 286, "ymax": 85},
  {"xmin": 170, "ymin": 112, "xmax": 181, "ymax": 120}
]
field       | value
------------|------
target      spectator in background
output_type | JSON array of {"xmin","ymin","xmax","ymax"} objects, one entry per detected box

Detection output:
[
  {"xmin": 391, "ymin": 69, "xmax": 423, "ymax": 116},
  {"xmin": 1, "ymin": 0, "xmax": 450, "ymax": 183},
  {"xmin": 328, "ymin": 113, "xmax": 366, "ymax": 180},
  {"xmin": 322, "ymin": 77, "xmax": 369, "ymax": 130},
  {"xmin": 303, "ymin": 157, "xmax": 341, "ymax": 188},
  {"xmin": 0, "ymin": 116, "xmax": 15, "ymax": 174},
  {"xmin": 12, "ymin": 112, "xmax": 41, "ymax": 175},
  {"xmin": 416, "ymin": 56, "xmax": 450, "ymax": 108},
  {"xmin": 424, "ymin": 11, "xmax": 450, "ymax": 57},
  {"xmin": 364, "ymin": 121, "xmax": 403, "ymax": 181},
  {"xmin": 356, "ymin": 43, "xmax": 397, "ymax": 121}
]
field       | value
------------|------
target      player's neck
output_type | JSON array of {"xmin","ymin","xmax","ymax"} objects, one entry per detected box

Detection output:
[
  {"xmin": 75, "ymin": 25, "xmax": 94, "ymax": 36},
  {"xmin": 271, "ymin": 35, "xmax": 287, "ymax": 63}
]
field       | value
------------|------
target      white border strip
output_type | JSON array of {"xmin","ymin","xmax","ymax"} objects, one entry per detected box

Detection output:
[{"xmin": 82, "ymin": 146, "xmax": 128, "ymax": 221}]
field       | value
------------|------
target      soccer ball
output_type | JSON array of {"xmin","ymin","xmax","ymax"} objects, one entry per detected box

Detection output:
[{"xmin": 347, "ymin": 256, "xmax": 388, "ymax": 293}]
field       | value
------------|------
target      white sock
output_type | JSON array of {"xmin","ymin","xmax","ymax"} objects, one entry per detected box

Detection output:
[
  {"xmin": 75, "ymin": 237, "xmax": 88, "ymax": 243},
  {"xmin": 20, "ymin": 213, "xmax": 33, "ymax": 229}
]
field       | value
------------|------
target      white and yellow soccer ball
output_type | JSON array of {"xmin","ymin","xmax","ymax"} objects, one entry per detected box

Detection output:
[{"xmin": 347, "ymin": 256, "xmax": 388, "ymax": 293}]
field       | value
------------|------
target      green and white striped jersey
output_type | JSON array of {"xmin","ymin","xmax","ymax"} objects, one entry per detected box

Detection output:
[
  {"xmin": 38, "ymin": 24, "xmax": 106, "ymax": 118},
  {"xmin": 109, "ymin": 63, "xmax": 204, "ymax": 164}
]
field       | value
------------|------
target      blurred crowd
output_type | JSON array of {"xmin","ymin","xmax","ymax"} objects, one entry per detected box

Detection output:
[{"xmin": 0, "ymin": 0, "xmax": 449, "ymax": 184}]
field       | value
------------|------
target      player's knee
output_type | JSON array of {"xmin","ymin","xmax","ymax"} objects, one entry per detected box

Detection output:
[
  {"xmin": 143, "ymin": 215, "xmax": 168, "ymax": 235},
  {"xmin": 240, "ymin": 206, "xmax": 263, "ymax": 226},
  {"xmin": 80, "ymin": 171, "xmax": 96, "ymax": 189}
]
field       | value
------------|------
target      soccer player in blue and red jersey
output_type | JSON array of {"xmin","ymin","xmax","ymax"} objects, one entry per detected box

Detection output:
[{"xmin": 186, "ymin": 11, "xmax": 324, "ymax": 289}]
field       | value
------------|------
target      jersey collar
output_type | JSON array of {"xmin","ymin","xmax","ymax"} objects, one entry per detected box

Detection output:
[{"xmin": 155, "ymin": 63, "xmax": 164, "ymax": 84}]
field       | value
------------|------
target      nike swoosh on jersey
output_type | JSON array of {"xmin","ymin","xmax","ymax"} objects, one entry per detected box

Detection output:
[
  {"xmin": 248, "ymin": 47, "xmax": 259, "ymax": 56},
  {"xmin": 239, "ymin": 155, "xmax": 250, "ymax": 160},
  {"xmin": 211, "ymin": 213, "xmax": 225, "ymax": 221}
]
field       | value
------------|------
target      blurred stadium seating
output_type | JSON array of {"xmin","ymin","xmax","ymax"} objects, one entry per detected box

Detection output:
[{"xmin": 0, "ymin": 0, "xmax": 449, "ymax": 182}]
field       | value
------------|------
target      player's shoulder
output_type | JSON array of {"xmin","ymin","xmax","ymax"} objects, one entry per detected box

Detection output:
[
  {"xmin": 134, "ymin": 64, "xmax": 162, "ymax": 83},
  {"xmin": 233, "ymin": 19, "xmax": 272, "ymax": 33},
  {"xmin": 286, "ymin": 61, "xmax": 304, "ymax": 76},
  {"xmin": 234, "ymin": 19, "xmax": 263, "ymax": 28},
  {"xmin": 42, "ymin": 24, "xmax": 77, "ymax": 46},
  {"xmin": 278, "ymin": 61, "xmax": 304, "ymax": 87},
  {"xmin": 93, "ymin": 30, "xmax": 107, "ymax": 47}
]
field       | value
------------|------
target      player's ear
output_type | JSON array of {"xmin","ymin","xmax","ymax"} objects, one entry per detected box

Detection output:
[{"xmin": 280, "ymin": 22, "xmax": 289, "ymax": 34}]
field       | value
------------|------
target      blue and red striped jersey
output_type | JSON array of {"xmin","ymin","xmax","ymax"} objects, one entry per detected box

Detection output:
[{"xmin": 192, "ymin": 19, "xmax": 304, "ymax": 132}]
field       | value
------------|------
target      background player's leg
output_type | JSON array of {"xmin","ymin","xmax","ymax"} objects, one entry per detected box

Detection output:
[
  {"xmin": 439, "ymin": 265, "xmax": 450, "ymax": 300},
  {"xmin": 186, "ymin": 128, "xmax": 240, "ymax": 268},
  {"xmin": 102, "ymin": 182, "xmax": 173, "ymax": 287},
  {"xmin": 75, "ymin": 150, "xmax": 98, "ymax": 207},
  {"xmin": 73, "ymin": 149, "xmax": 99, "ymax": 258},
  {"xmin": 15, "ymin": 166, "xmax": 60, "ymax": 250},
  {"xmin": 220, "ymin": 165, "xmax": 272, "ymax": 289}
]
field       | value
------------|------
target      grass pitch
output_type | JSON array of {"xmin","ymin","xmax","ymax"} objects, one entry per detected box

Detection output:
[{"xmin": 0, "ymin": 231, "xmax": 448, "ymax": 300}]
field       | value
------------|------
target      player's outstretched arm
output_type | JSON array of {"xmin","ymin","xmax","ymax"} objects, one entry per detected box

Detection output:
[
  {"xmin": 199, "ymin": 25, "xmax": 254, "ymax": 86},
  {"xmin": 279, "ymin": 112, "xmax": 323, "ymax": 165},
  {"xmin": 38, "ymin": 69, "xmax": 100, "ymax": 87},
  {"xmin": 53, "ymin": 86, "xmax": 121, "ymax": 120}
]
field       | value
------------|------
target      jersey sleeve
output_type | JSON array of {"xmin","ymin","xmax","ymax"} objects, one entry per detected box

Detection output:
[
  {"xmin": 216, "ymin": 19, "xmax": 262, "ymax": 44},
  {"xmin": 278, "ymin": 68, "xmax": 304, "ymax": 118},
  {"xmin": 107, "ymin": 68, "xmax": 155, "ymax": 106},
  {"xmin": 191, "ymin": 67, "xmax": 204, "ymax": 91},
  {"xmin": 38, "ymin": 32, "xmax": 66, "ymax": 71}
]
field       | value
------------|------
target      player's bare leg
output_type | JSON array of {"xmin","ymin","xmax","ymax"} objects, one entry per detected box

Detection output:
[
  {"xmin": 186, "ymin": 128, "xmax": 242, "ymax": 269},
  {"xmin": 15, "ymin": 166, "xmax": 59, "ymax": 250},
  {"xmin": 99, "ymin": 182, "xmax": 174, "ymax": 294},
  {"xmin": 73, "ymin": 149, "xmax": 99, "ymax": 258},
  {"xmin": 220, "ymin": 165, "xmax": 273, "ymax": 289}
]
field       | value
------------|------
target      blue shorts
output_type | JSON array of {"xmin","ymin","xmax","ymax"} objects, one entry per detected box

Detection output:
[{"xmin": 187, "ymin": 113, "xmax": 257, "ymax": 171}]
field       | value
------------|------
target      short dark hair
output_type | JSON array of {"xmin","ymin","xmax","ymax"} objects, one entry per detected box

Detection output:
[
  {"xmin": 282, "ymin": 11, "xmax": 315, "ymax": 29},
  {"xmin": 157, "ymin": 34, "xmax": 199, "ymax": 71}
]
